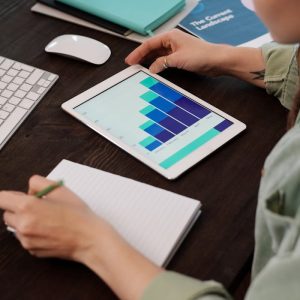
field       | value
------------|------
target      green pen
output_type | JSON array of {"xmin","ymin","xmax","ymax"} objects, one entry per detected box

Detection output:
[{"xmin": 34, "ymin": 180, "xmax": 64, "ymax": 198}]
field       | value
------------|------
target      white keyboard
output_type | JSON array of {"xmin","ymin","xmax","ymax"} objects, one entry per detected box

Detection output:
[{"xmin": 0, "ymin": 56, "xmax": 58, "ymax": 150}]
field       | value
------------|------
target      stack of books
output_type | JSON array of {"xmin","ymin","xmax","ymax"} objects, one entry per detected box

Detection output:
[{"xmin": 32, "ymin": 0, "xmax": 198, "ymax": 43}]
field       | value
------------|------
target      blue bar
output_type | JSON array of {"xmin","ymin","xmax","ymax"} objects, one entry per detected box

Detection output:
[
  {"xmin": 175, "ymin": 97, "xmax": 210, "ymax": 119},
  {"xmin": 146, "ymin": 140, "xmax": 162, "ymax": 151},
  {"xmin": 159, "ymin": 116, "xmax": 187, "ymax": 134},
  {"xmin": 155, "ymin": 130, "xmax": 174, "ymax": 142},
  {"xmin": 150, "ymin": 83, "xmax": 182, "ymax": 102},
  {"xmin": 146, "ymin": 109, "xmax": 167, "ymax": 123},
  {"xmin": 149, "ymin": 96, "xmax": 175, "ymax": 113},
  {"xmin": 214, "ymin": 119, "xmax": 233, "ymax": 132},
  {"xmin": 168, "ymin": 107, "xmax": 199, "ymax": 126},
  {"xmin": 144, "ymin": 123, "xmax": 164, "ymax": 136}
]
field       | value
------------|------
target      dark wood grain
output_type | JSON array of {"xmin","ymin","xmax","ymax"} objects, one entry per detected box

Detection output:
[{"xmin": 0, "ymin": 1, "xmax": 288, "ymax": 299}]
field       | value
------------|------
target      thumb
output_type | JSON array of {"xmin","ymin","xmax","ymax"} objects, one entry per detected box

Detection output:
[{"xmin": 28, "ymin": 175, "xmax": 56, "ymax": 196}]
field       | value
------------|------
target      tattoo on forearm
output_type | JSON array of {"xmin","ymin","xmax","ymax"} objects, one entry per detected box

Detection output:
[{"xmin": 251, "ymin": 70, "xmax": 265, "ymax": 80}]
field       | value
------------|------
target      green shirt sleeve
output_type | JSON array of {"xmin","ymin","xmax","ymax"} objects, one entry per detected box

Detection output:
[
  {"xmin": 262, "ymin": 42, "xmax": 299, "ymax": 110},
  {"xmin": 141, "ymin": 271, "xmax": 231, "ymax": 300}
]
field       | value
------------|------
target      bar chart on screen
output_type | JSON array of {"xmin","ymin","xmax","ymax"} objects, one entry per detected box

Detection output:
[{"xmin": 74, "ymin": 71, "xmax": 233, "ymax": 169}]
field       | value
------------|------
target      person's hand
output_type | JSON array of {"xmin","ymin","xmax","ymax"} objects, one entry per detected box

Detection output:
[
  {"xmin": 125, "ymin": 29, "xmax": 226, "ymax": 75},
  {"xmin": 0, "ymin": 176, "xmax": 162, "ymax": 300},
  {"xmin": 126, "ymin": 29, "xmax": 266, "ymax": 88},
  {"xmin": 0, "ymin": 175, "xmax": 107, "ymax": 262}
]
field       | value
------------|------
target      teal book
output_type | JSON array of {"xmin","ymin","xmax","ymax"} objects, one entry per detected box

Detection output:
[{"xmin": 56, "ymin": 0, "xmax": 186, "ymax": 36}]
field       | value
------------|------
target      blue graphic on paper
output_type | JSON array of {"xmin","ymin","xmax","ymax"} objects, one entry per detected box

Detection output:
[{"xmin": 179, "ymin": 0, "xmax": 268, "ymax": 46}]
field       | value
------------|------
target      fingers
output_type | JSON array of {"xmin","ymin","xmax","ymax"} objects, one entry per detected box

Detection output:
[
  {"xmin": 29, "ymin": 249, "xmax": 70, "ymax": 259},
  {"xmin": 0, "ymin": 191, "xmax": 27, "ymax": 212},
  {"xmin": 28, "ymin": 175, "xmax": 57, "ymax": 195},
  {"xmin": 149, "ymin": 53, "xmax": 179, "ymax": 74},
  {"xmin": 15, "ymin": 234, "xmax": 55, "ymax": 255},
  {"xmin": 125, "ymin": 32, "xmax": 171, "ymax": 65},
  {"xmin": 29, "ymin": 250, "xmax": 56, "ymax": 258},
  {"xmin": 149, "ymin": 56, "xmax": 167, "ymax": 74},
  {"xmin": 3, "ymin": 211, "xmax": 18, "ymax": 229}
]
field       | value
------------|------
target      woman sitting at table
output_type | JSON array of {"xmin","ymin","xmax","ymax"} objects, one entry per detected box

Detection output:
[{"xmin": 0, "ymin": 0, "xmax": 300, "ymax": 299}]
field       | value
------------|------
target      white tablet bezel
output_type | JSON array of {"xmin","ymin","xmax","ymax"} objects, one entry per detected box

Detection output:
[{"xmin": 62, "ymin": 65, "xmax": 246, "ymax": 179}]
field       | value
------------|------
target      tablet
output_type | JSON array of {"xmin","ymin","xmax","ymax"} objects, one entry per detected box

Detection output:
[{"xmin": 62, "ymin": 65, "xmax": 246, "ymax": 179}]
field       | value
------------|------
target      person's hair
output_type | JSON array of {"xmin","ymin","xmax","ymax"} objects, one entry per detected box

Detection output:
[{"xmin": 287, "ymin": 86, "xmax": 300, "ymax": 129}]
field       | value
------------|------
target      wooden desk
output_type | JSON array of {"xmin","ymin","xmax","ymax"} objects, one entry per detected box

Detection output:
[{"xmin": 0, "ymin": 1, "xmax": 287, "ymax": 299}]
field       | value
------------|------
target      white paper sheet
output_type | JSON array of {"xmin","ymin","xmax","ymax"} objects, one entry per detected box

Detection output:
[{"xmin": 48, "ymin": 160, "xmax": 201, "ymax": 266}]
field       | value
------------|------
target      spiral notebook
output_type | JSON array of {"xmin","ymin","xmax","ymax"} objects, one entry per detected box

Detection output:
[{"xmin": 48, "ymin": 160, "xmax": 201, "ymax": 266}]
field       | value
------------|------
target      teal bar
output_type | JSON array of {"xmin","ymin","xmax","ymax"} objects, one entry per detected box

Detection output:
[
  {"xmin": 140, "ymin": 91, "xmax": 158, "ymax": 102},
  {"xmin": 139, "ymin": 136, "xmax": 157, "ymax": 147},
  {"xmin": 140, "ymin": 76, "xmax": 159, "ymax": 88},
  {"xmin": 159, "ymin": 128, "xmax": 220, "ymax": 169},
  {"xmin": 140, "ymin": 105, "xmax": 154, "ymax": 115},
  {"xmin": 140, "ymin": 120, "xmax": 154, "ymax": 130}
]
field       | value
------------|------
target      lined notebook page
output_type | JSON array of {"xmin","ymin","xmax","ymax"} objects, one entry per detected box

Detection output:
[{"xmin": 48, "ymin": 160, "xmax": 201, "ymax": 266}]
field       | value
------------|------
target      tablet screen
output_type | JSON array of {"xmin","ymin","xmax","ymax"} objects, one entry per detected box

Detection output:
[{"xmin": 75, "ymin": 71, "xmax": 233, "ymax": 169}]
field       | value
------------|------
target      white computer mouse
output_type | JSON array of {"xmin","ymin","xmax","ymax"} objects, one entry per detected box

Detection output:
[{"xmin": 45, "ymin": 34, "xmax": 111, "ymax": 65}]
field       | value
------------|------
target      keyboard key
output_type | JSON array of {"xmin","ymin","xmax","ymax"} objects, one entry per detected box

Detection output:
[
  {"xmin": 9, "ymin": 96, "xmax": 21, "ymax": 105},
  {"xmin": 2, "ymin": 75, "xmax": 13, "ymax": 83},
  {"xmin": 20, "ymin": 83, "xmax": 32, "ymax": 92},
  {"xmin": 7, "ymin": 83, "xmax": 18, "ymax": 92},
  {"xmin": 2, "ymin": 103, "xmax": 15, "ymax": 113},
  {"xmin": 38, "ymin": 79, "xmax": 45, "ymax": 86},
  {"xmin": 0, "ymin": 69, "xmax": 5, "ymax": 77},
  {"xmin": 0, "ymin": 119, "xmax": 3, "ymax": 126},
  {"xmin": 0, "ymin": 57, "xmax": 4, "ymax": 64},
  {"xmin": 48, "ymin": 74, "xmax": 56, "ymax": 81},
  {"xmin": 14, "ymin": 90, "xmax": 27, "ymax": 98},
  {"xmin": 0, "ymin": 96, "xmax": 7, "ymax": 105},
  {"xmin": 7, "ymin": 69, "xmax": 18, "ymax": 77},
  {"xmin": 20, "ymin": 64, "xmax": 34, "ymax": 72},
  {"xmin": 0, "ymin": 81, "xmax": 7, "ymax": 89},
  {"xmin": 13, "ymin": 77, "xmax": 24, "ymax": 85},
  {"xmin": 27, "ymin": 91, "xmax": 39, "ymax": 101},
  {"xmin": 0, "ymin": 110, "xmax": 9, "ymax": 119},
  {"xmin": 37, "ymin": 87, "xmax": 46, "ymax": 94},
  {"xmin": 2, "ymin": 90, "xmax": 13, "ymax": 98},
  {"xmin": 0, "ymin": 59, "xmax": 14, "ymax": 70},
  {"xmin": 13, "ymin": 63, "xmax": 22, "ymax": 70},
  {"xmin": 19, "ymin": 70, "xmax": 30, "ymax": 79},
  {"xmin": 26, "ymin": 69, "xmax": 44, "ymax": 85},
  {"xmin": 19, "ymin": 98, "xmax": 34, "ymax": 109},
  {"xmin": 43, "ymin": 80, "xmax": 51, "ymax": 87}
]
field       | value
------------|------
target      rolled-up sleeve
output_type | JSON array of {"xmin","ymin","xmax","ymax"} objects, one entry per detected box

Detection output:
[
  {"xmin": 141, "ymin": 271, "xmax": 231, "ymax": 300},
  {"xmin": 262, "ymin": 43, "xmax": 299, "ymax": 110}
]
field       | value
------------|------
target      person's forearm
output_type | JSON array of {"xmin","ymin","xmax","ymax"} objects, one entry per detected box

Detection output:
[
  {"xmin": 212, "ymin": 45, "xmax": 266, "ymax": 88},
  {"xmin": 79, "ymin": 220, "xmax": 162, "ymax": 300}
]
